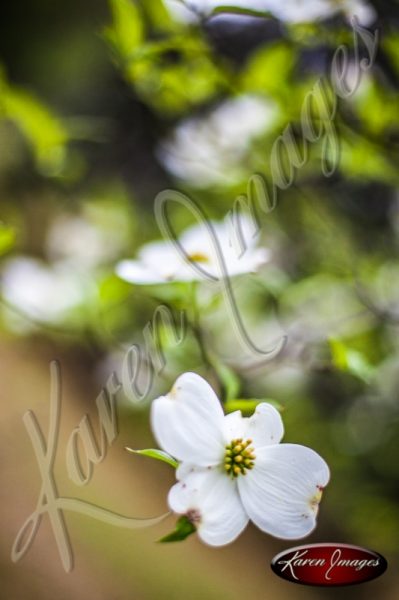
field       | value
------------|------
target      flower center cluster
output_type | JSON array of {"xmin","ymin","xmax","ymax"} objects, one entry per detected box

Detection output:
[
  {"xmin": 224, "ymin": 438, "xmax": 255, "ymax": 478},
  {"xmin": 187, "ymin": 252, "xmax": 210, "ymax": 263}
]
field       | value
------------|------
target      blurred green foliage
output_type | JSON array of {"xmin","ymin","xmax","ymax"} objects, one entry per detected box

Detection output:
[
  {"xmin": 0, "ymin": 69, "xmax": 68, "ymax": 174},
  {"xmin": 0, "ymin": 222, "xmax": 15, "ymax": 256}
]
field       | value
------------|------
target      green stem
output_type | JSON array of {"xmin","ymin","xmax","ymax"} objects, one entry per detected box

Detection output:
[
  {"xmin": 188, "ymin": 283, "xmax": 243, "ymax": 402},
  {"xmin": 189, "ymin": 281, "xmax": 214, "ymax": 371}
]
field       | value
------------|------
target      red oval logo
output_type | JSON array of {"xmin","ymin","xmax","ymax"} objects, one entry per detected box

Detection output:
[{"xmin": 271, "ymin": 543, "xmax": 387, "ymax": 586}]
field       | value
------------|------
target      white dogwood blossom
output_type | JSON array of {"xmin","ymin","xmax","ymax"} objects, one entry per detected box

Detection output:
[
  {"xmin": 164, "ymin": 0, "xmax": 376, "ymax": 26},
  {"xmin": 266, "ymin": 0, "xmax": 376, "ymax": 25},
  {"xmin": 116, "ymin": 215, "xmax": 269, "ymax": 285},
  {"xmin": 151, "ymin": 372, "xmax": 330, "ymax": 545},
  {"xmin": 158, "ymin": 95, "xmax": 278, "ymax": 188}
]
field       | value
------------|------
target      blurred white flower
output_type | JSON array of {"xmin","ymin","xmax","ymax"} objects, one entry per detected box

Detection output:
[
  {"xmin": 158, "ymin": 95, "xmax": 278, "ymax": 188},
  {"xmin": 116, "ymin": 215, "xmax": 269, "ymax": 285},
  {"xmin": 1, "ymin": 257, "xmax": 88, "ymax": 326},
  {"xmin": 345, "ymin": 0, "xmax": 376, "ymax": 25},
  {"xmin": 164, "ymin": 0, "xmax": 268, "ymax": 22},
  {"xmin": 266, "ymin": 0, "xmax": 376, "ymax": 25},
  {"xmin": 151, "ymin": 372, "xmax": 330, "ymax": 545},
  {"xmin": 46, "ymin": 215, "xmax": 123, "ymax": 269},
  {"xmin": 164, "ymin": 0, "xmax": 376, "ymax": 26}
]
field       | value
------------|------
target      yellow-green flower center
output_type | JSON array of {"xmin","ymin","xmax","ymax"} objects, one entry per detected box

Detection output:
[
  {"xmin": 224, "ymin": 438, "xmax": 255, "ymax": 478},
  {"xmin": 187, "ymin": 252, "xmax": 210, "ymax": 263}
]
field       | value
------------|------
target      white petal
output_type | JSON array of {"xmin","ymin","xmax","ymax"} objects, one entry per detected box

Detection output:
[
  {"xmin": 117, "ymin": 241, "xmax": 204, "ymax": 284},
  {"xmin": 179, "ymin": 217, "xmax": 269, "ymax": 278},
  {"xmin": 345, "ymin": 0, "xmax": 376, "ymax": 26},
  {"xmin": 141, "ymin": 239, "xmax": 209, "ymax": 282},
  {"xmin": 238, "ymin": 444, "xmax": 330, "ymax": 539},
  {"xmin": 175, "ymin": 462, "xmax": 198, "ymax": 481},
  {"xmin": 231, "ymin": 247, "xmax": 271, "ymax": 275},
  {"xmin": 116, "ymin": 259, "xmax": 163, "ymax": 285},
  {"xmin": 180, "ymin": 220, "xmax": 222, "ymax": 251},
  {"xmin": 222, "ymin": 411, "xmax": 247, "ymax": 442},
  {"xmin": 151, "ymin": 373, "xmax": 225, "ymax": 466},
  {"xmin": 138, "ymin": 240, "xmax": 178, "ymax": 269},
  {"xmin": 222, "ymin": 403, "xmax": 284, "ymax": 447},
  {"xmin": 168, "ymin": 466, "xmax": 207, "ymax": 514},
  {"xmin": 220, "ymin": 247, "xmax": 270, "ymax": 277},
  {"xmin": 168, "ymin": 466, "xmax": 248, "ymax": 546},
  {"xmin": 246, "ymin": 403, "xmax": 285, "ymax": 447}
]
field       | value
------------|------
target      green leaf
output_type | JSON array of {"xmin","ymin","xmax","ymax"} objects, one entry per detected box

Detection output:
[
  {"xmin": 212, "ymin": 361, "xmax": 241, "ymax": 402},
  {"xmin": 355, "ymin": 81, "xmax": 399, "ymax": 136},
  {"xmin": 141, "ymin": 0, "xmax": 175, "ymax": 32},
  {"xmin": 0, "ymin": 79, "xmax": 68, "ymax": 175},
  {"xmin": 122, "ymin": 34, "xmax": 226, "ymax": 115},
  {"xmin": 125, "ymin": 447, "xmax": 178, "ymax": 468},
  {"xmin": 224, "ymin": 399, "xmax": 283, "ymax": 416},
  {"xmin": 241, "ymin": 42, "xmax": 295, "ymax": 99},
  {"xmin": 105, "ymin": 0, "xmax": 144, "ymax": 60},
  {"xmin": 98, "ymin": 273, "xmax": 132, "ymax": 304},
  {"xmin": 0, "ymin": 223, "xmax": 16, "ymax": 256},
  {"xmin": 329, "ymin": 339, "xmax": 375, "ymax": 384},
  {"xmin": 158, "ymin": 516, "xmax": 196, "ymax": 543},
  {"xmin": 340, "ymin": 138, "xmax": 397, "ymax": 184}
]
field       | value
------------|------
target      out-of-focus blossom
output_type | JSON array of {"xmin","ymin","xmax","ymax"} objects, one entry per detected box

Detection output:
[
  {"xmin": 164, "ymin": 0, "xmax": 267, "ymax": 22},
  {"xmin": 266, "ymin": 0, "xmax": 376, "ymax": 26},
  {"xmin": 116, "ymin": 215, "xmax": 270, "ymax": 285},
  {"xmin": 1, "ymin": 257, "xmax": 88, "ymax": 326},
  {"xmin": 164, "ymin": 0, "xmax": 376, "ymax": 26},
  {"xmin": 158, "ymin": 95, "xmax": 278, "ymax": 188},
  {"xmin": 46, "ymin": 214, "xmax": 128, "ymax": 269}
]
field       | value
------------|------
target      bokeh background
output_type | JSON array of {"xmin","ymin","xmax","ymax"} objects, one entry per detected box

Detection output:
[{"xmin": 1, "ymin": 1, "xmax": 399, "ymax": 598}]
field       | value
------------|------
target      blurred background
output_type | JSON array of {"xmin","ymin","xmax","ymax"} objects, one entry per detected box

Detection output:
[{"xmin": 1, "ymin": 0, "xmax": 399, "ymax": 598}]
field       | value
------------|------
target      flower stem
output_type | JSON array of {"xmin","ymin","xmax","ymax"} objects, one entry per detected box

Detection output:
[
  {"xmin": 189, "ymin": 282, "xmax": 214, "ymax": 371},
  {"xmin": 188, "ymin": 282, "xmax": 239, "ymax": 402}
]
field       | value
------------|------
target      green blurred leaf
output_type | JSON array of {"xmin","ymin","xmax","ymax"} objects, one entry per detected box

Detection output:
[
  {"xmin": 122, "ymin": 34, "xmax": 226, "ymax": 115},
  {"xmin": 99, "ymin": 274, "xmax": 132, "ymax": 304},
  {"xmin": 0, "ymin": 223, "xmax": 16, "ymax": 256},
  {"xmin": 355, "ymin": 81, "xmax": 399, "ymax": 136},
  {"xmin": 340, "ymin": 137, "xmax": 398, "ymax": 184},
  {"xmin": 146, "ymin": 281, "xmax": 192, "ymax": 305},
  {"xmin": 224, "ymin": 399, "xmax": 283, "ymax": 416},
  {"xmin": 329, "ymin": 339, "xmax": 375, "ymax": 384},
  {"xmin": 126, "ymin": 447, "xmax": 178, "ymax": 468},
  {"xmin": 212, "ymin": 361, "xmax": 241, "ymax": 402},
  {"xmin": 383, "ymin": 32, "xmax": 399, "ymax": 78},
  {"xmin": 141, "ymin": 0, "xmax": 175, "ymax": 32},
  {"xmin": 105, "ymin": 0, "xmax": 145, "ymax": 60},
  {"xmin": 159, "ymin": 516, "xmax": 196, "ymax": 543},
  {"xmin": 241, "ymin": 42, "xmax": 295, "ymax": 99},
  {"xmin": 0, "ymin": 72, "xmax": 68, "ymax": 174}
]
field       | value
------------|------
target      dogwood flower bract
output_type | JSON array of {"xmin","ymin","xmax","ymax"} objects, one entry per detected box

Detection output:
[
  {"xmin": 159, "ymin": 95, "xmax": 278, "ymax": 188},
  {"xmin": 164, "ymin": 0, "xmax": 376, "ymax": 26},
  {"xmin": 265, "ymin": 0, "xmax": 376, "ymax": 25},
  {"xmin": 116, "ymin": 216, "xmax": 269, "ymax": 285},
  {"xmin": 151, "ymin": 372, "xmax": 330, "ymax": 546}
]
